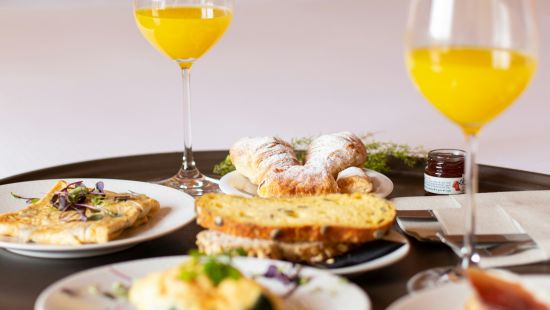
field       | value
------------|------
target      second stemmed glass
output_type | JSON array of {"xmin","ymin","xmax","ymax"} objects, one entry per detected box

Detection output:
[
  {"xmin": 133, "ymin": 0, "xmax": 233, "ymax": 196},
  {"xmin": 405, "ymin": 0, "xmax": 538, "ymax": 291}
]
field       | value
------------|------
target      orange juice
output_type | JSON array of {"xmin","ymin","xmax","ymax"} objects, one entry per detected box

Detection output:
[
  {"xmin": 406, "ymin": 47, "xmax": 536, "ymax": 134},
  {"xmin": 135, "ymin": 6, "xmax": 232, "ymax": 68}
]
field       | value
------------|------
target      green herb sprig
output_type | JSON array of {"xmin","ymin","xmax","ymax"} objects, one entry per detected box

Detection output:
[
  {"xmin": 179, "ymin": 251, "xmax": 242, "ymax": 286},
  {"xmin": 212, "ymin": 133, "xmax": 426, "ymax": 176}
]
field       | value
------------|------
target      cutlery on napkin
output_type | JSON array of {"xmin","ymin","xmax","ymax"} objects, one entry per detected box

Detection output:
[{"xmin": 393, "ymin": 191, "xmax": 550, "ymax": 268}]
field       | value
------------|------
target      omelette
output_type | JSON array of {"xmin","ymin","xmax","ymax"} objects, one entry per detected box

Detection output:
[
  {"xmin": 129, "ymin": 255, "xmax": 284, "ymax": 310},
  {"xmin": 0, "ymin": 180, "xmax": 160, "ymax": 245}
]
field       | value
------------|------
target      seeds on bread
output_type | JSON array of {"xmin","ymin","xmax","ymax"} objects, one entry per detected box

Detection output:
[{"xmin": 195, "ymin": 193, "xmax": 396, "ymax": 244}]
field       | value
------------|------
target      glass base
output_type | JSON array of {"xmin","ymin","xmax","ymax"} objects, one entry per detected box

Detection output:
[
  {"xmin": 407, "ymin": 266, "xmax": 463, "ymax": 293},
  {"xmin": 156, "ymin": 168, "xmax": 220, "ymax": 197}
]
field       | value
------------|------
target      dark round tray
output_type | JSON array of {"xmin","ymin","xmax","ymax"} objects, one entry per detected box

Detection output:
[{"xmin": 1, "ymin": 151, "xmax": 550, "ymax": 310}]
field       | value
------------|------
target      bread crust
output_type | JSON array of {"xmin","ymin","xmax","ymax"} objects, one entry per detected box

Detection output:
[
  {"xmin": 196, "ymin": 230, "xmax": 358, "ymax": 263},
  {"xmin": 195, "ymin": 193, "xmax": 395, "ymax": 243}
]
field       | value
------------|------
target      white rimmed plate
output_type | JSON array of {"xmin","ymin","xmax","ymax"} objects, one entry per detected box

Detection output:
[
  {"xmin": 220, "ymin": 169, "xmax": 394, "ymax": 198},
  {"xmin": 387, "ymin": 275, "xmax": 550, "ymax": 310},
  {"xmin": 329, "ymin": 229, "xmax": 409, "ymax": 276},
  {"xmin": 35, "ymin": 255, "xmax": 371, "ymax": 310},
  {"xmin": 0, "ymin": 178, "xmax": 194, "ymax": 258}
]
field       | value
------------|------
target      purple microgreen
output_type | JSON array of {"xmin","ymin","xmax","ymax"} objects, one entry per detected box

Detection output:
[
  {"xmin": 128, "ymin": 190, "xmax": 142, "ymax": 196},
  {"xmin": 88, "ymin": 181, "xmax": 106, "ymax": 196},
  {"xmin": 60, "ymin": 181, "xmax": 84, "ymax": 192},
  {"xmin": 74, "ymin": 208, "xmax": 88, "ymax": 222},
  {"xmin": 262, "ymin": 264, "xmax": 311, "ymax": 298},
  {"xmin": 73, "ymin": 203, "xmax": 102, "ymax": 212},
  {"xmin": 109, "ymin": 267, "xmax": 133, "ymax": 284},
  {"xmin": 59, "ymin": 195, "xmax": 69, "ymax": 211},
  {"xmin": 95, "ymin": 181, "xmax": 104, "ymax": 193},
  {"xmin": 60, "ymin": 287, "xmax": 79, "ymax": 297},
  {"xmin": 11, "ymin": 192, "xmax": 40, "ymax": 204}
]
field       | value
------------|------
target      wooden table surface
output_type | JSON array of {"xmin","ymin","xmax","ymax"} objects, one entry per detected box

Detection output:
[{"xmin": 2, "ymin": 151, "xmax": 550, "ymax": 310}]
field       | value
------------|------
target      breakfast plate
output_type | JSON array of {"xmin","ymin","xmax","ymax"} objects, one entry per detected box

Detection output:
[
  {"xmin": 325, "ymin": 229, "xmax": 410, "ymax": 275},
  {"xmin": 387, "ymin": 275, "xmax": 550, "ymax": 310},
  {"xmin": 35, "ymin": 255, "xmax": 372, "ymax": 310},
  {"xmin": 0, "ymin": 178, "xmax": 195, "ymax": 258},
  {"xmin": 220, "ymin": 169, "xmax": 394, "ymax": 198}
]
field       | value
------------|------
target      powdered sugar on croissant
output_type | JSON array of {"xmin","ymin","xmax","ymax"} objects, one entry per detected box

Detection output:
[
  {"xmin": 257, "ymin": 166, "xmax": 339, "ymax": 197},
  {"xmin": 257, "ymin": 132, "xmax": 368, "ymax": 197},
  {"xmin": 306, "ymin": 132, "xmax": 367, "ymax": 177},
  {"xmin": 230, "ymin": 137, "xmax": 299, "ymax": 185}
]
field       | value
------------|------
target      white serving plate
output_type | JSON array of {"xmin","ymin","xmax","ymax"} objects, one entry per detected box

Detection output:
[
  {"xmin": 220, "ymin": 169, "xmax": 394, "ymax": 198},
  {"xmin": 35, "ymin": 255, "xmax": 371, "ymax": 310},
  {"xmin": 327, "ymin": 229, "xmax": 409, "ymax": 276},
  {"xmin": 0, "ymin": 178, "xmax": 195, "ymax": 258},
  {"xmin": 387, "ymin": 275, "xmax": 550, "ymax": 310}
]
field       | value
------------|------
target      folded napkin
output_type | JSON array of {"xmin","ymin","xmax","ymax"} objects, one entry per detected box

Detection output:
[{"xmin": 393, "ymin": 191, "xmax": 550, "ymax": 268}]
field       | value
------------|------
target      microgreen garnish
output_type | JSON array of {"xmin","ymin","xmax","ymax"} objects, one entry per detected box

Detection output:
[
  {"xmin": 49, "ymin": 181, "xmax": 124, "ymax": 222},
  {"xmin": 11, "ymin": 192, "xmax": 40, "ymax": 204},
  {"xmin": 179, "ymin": 251, "xmax": 241, "ymax": 286},
  {"xmin": 262, "ymin": 264, "xmax": 311, "ymax": 298}
]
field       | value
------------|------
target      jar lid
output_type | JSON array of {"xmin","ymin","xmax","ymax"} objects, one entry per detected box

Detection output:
[{"xmin": 428, "ymin": 149, "xmax": 465, "ymax": 162}]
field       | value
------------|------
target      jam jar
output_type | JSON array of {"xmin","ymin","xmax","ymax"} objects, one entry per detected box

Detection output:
[{"xmin": 424, "ymin": 149, "xmax": 465, "ymax": 195}]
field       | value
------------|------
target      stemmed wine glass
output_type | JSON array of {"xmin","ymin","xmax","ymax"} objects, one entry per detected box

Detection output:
[
  {"xmin": 133, "ymin": 0, "xmax": 233, "ymax": 196},
  {"xmin": 405, "ymin": 0, "xmax": 538, "ymax": 291}
]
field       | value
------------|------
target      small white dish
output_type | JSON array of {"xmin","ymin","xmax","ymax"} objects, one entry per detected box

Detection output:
[
  {"xmin": 220, "ymin": 169, "xmax": 394, "ymax": 198},
  {"xmin": 0, "ymin": 178, "xmax": 195, "ymax": 258},
  {"xmin": 35, "ymin": 255, "xmax": 372, "ymax": 310},
  {"xmin": 387, "ymin": 275, "xmax": 550, "ymax": 310}
]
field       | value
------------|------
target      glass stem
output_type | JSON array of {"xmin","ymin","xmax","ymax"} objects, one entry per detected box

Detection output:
[
  {"xmin": 461, "ymin": 133, "xmax": 479, "ymax": 270},
  {"xmin": 180, "ymin": 66, "xmax": 196, "ymax": 172}
]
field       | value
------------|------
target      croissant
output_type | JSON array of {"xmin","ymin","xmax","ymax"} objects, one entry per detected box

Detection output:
[
  {"xmin": 337, "ymin": 167, "xmax": 373, "ymax": 194},
  {"xmin": 305, "ymin": 132, "xmax": 367, "ymax": 177},
  {"xmin": 257, "ymin": 166, "xmax": 338, "ymax": 197},
  {"xmin": 229, "ymin": 137, "xmax": 299, "ymax": 185},
  {"xmin": 257, "ymin": 132, "xmax": 367, "ymax": 198}
]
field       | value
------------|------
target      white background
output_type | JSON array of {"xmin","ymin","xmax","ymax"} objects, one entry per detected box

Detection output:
[{"xmin": 1, "ymin": 0, "xmax": 549, "ymax": 179}]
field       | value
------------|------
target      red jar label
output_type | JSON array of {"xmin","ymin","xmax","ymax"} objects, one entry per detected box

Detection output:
[{"xmin": 424, "ymin": 174, "xmax": 464, "ymax": 195}]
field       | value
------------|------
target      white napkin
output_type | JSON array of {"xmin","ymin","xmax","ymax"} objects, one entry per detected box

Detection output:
[{"xmin": 393, "ymin": 191, "xmax": 550, "ymax": 268}]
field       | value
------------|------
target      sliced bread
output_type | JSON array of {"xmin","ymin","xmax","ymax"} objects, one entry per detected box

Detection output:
[
  {"xmin": 195, "ymin": 193, "xmax": 396, "ymax": 243},
  {"xmin": 196, "ymin": 230, "xmax": 357, "ymax": 264}
]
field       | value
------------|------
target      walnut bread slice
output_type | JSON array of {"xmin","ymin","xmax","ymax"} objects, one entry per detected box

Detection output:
[{"xmin": 195, "ymin": 193, "xmax": 396, "ymax": 243}]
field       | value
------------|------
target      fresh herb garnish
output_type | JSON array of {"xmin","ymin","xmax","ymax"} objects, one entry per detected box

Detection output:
[
  {"xmin": 179, "ymin": 251, "xmax": 242, "ymax": 286},
  {"xmin": 11, "ymin": 192, "xmax": 40, "ymax": 204},
  {"xmin": 212, "ymin": 133, "xmax": 426, "ymax": 176},
  {"xmin": 50, "ymin": 181, "xmax": 122, "ymax": 222}
]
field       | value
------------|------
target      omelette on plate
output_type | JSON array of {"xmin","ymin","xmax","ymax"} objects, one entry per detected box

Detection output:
[{"xmin": 0, "ymin": 180, "xmax": 159, "ymax": 245}]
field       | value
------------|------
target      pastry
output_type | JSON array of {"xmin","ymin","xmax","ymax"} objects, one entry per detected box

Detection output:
[
  {"xmin": 337, "ymin": 166, "xmax": 374, "ymax": 194},
  {"xmin": 229, "ymin": 137, "xmax": 299, "ymax": 185},
  {"xmin": 256, "ymin": 132, "xmax": 368, "ymax": 197},
  {"xmin": 305, "ymin": 132, "xmax": 367, "ymax": 177}
]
